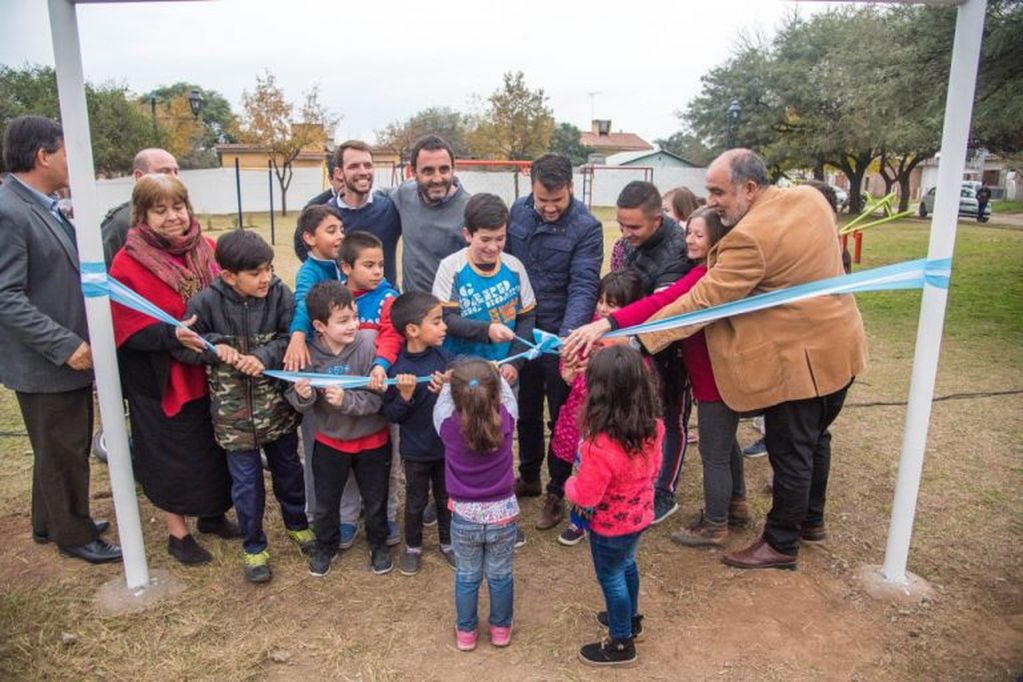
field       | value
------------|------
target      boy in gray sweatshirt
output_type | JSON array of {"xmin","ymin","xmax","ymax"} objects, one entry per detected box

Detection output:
[{"xmin": 286, "ymin": 281, "xmax": 393, "ymax": 577}]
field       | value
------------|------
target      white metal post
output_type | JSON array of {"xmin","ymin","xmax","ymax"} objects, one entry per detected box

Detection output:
[
  {"xmin": 47, "ymin": 0, "xmax": 150, "ymax": 591},
  {"xmin": 880, "ymin": 0, "xmax": 987, "ymax": 585}
]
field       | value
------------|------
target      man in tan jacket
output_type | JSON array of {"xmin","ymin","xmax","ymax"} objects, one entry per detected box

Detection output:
[{"xmin": 566, "ymin": 149, "xmax": 866, "ymax": 569}]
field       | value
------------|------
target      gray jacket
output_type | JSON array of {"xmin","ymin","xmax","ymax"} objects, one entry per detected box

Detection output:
[
  {"xmin": 0, "ymin": 174, "xmax": 92, "ymax": 393},
  {"xmin": 285, "ymin": 329, "xmax": 386, "ymax": 442}
]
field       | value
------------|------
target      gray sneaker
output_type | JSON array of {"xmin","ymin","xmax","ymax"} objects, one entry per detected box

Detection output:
[
  {"xmin": 370, "ymin": 546, "xmax": 393, "ymax": 575},
  {"xmin": 441, "ymin": 546, "xmax": 456, "ymax": 570},
  {"xmin": 399, "ymin": 549, "xmax": 421, "ymax": 576},
  {"xmin": 651, "ymin": 493, "xmax": 679, "ymax": 525}
]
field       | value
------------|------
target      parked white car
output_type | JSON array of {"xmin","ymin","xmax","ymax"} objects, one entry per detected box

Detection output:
[{"xmin": 918, "ymin": 181, "xmax": 991, "ymax": 219}]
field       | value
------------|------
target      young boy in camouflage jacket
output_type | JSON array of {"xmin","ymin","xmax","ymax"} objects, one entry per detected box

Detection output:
[{"xmin": 178, "ymin": 229, "xmax": 314, "ymax": 583}]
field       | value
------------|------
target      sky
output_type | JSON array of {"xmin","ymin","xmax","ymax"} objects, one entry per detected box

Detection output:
[{"xmin": 1, "ymin": 0, "xmax": 843, "ymax": 146}]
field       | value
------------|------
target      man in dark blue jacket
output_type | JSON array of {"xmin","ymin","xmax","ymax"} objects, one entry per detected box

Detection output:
[{"xmin": 506, "ymin": 154, "xmax": 603, "ymax": 532}]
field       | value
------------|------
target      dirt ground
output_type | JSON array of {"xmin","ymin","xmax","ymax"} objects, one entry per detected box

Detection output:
[{"xmin": 0, "ymin": 222, "xmax": 1021, "ymax": 680}]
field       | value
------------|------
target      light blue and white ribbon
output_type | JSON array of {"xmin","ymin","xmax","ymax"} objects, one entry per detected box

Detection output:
[
  {"xmin": 262, "ymin": 370, "xmax": 431, "ymax": 389},
  {"xmin": 604, "ymin": 257, "xmax": 951, "ymax": 339},
  {"xmin": 500, "ymin": 329, "xmax": 564, "ymax": 364},
  {"xmin": 81, "ymin": 261, "xmax": 215, "ymax": 351}
]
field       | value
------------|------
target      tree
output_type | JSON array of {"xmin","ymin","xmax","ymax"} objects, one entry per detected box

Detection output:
[
  {"xmin": 548, "ymin": 122, "xmax": 592, "ymax": 166},
  {"xmin": 0, "ymin": 64, "xmax": 152, "ymax": 177},
  {"xmin": 973, "ymin": 0, "xmax": 1023, "ymax": 155},
  {"xmin": 241, "ymin": 70, "xmax": 335, "ymax": 216},
  {"xmin": 467, "ymin": 71, "xmax": 554, "ymax": 160},
  {"xmin": 654, "ymin": 130, "xmax": 712, "ymax": 167},
  {"xmin": 376, "ymin": 106, "xmax": 471, "ymax": 163},
  {"xmin": 148, "ymin": 82, "xmax": 240, "ymax": 168}
]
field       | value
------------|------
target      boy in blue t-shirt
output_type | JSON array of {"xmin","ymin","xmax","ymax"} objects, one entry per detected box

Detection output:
[{"xmin": 431, "ymin": 193, "xmax": 536, "ymax": 385}]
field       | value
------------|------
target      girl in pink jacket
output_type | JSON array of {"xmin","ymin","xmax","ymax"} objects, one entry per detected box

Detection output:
[{"xmin": 565, "ymin": 345, "xmax": 663, "ymax": 667}]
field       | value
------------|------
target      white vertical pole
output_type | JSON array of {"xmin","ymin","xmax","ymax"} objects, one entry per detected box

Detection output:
[
  {"xmin": 47, "ymin": 0, "xmax": 150, "ymax": 591},
  {"xmin": 881, "ymin": 0, "xmax": 987, "ymax": 585}
]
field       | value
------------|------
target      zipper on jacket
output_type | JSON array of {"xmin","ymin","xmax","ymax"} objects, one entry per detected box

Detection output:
[{"xmin": 241, "ymin": 298, "xmax": 259, "ymax": 448}]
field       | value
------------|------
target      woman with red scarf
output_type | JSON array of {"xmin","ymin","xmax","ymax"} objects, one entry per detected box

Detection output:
[{"xmin": 110, "ymin": 174, "xmax": 235, "ymax": 565}]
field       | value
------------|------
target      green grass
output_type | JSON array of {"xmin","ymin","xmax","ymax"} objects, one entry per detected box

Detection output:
[{"xmin": 993, "ymin": 200, "xmax": 1023, "ymax": 214}]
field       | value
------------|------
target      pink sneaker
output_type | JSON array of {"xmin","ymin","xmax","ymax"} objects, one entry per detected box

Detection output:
[
  {"xmin": 455, "ymin": 628, "xmax": 477, "ymax": 651},
  {"xmin": 489, "ymin": 624, "xmax": 512, "ymax": 647}
]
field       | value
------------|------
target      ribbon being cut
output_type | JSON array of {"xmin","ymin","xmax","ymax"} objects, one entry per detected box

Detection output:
[{"xmin": 79, "ymin": 257, "xmax": 951, "ymax": 387}]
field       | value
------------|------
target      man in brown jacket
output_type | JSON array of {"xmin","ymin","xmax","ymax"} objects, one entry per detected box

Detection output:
[{"xmin": 566, "ymin": 149, "xmax": 866, "ymax": 569}]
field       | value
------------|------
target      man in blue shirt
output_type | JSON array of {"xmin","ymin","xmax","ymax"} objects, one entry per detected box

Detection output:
[{"xmin": 505, "ymin": 154, "xmax": 603, "ymax": 532}]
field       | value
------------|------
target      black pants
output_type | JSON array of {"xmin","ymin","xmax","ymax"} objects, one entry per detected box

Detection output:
[
  {"xmin": 17, "ymin": 387, "xmax": 97, "ymax": 547},
  {"xmin": 403, "ymin": 459, "xmax": 451, "ymax": 548},
  {"xmin": 763, "ymin": 382, "xmax": 850, "ymax": 555},
  {"xmin": 546, "ymin": 456, "xmax": 574, "ymax": 498},
  {"xmin": 312, "ymin": 440, "xmax": 390, "ymax": 552},
  {"xmin": 517, "ymin": 353, "xmax": 571, "ymax": 488}
]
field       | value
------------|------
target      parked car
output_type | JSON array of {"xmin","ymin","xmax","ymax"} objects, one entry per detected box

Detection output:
[
  {"xmin": 830, "ymin": 186, "xmax": 848, "ymax": 211},
  {"xmin": 918, "ymin": 181, "xmax": 991, "ymax": 219}
]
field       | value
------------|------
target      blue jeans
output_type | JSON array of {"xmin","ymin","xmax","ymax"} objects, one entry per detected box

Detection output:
[
  {"xmin": 589, "ymin": 529, "xmax": 643, "ymax": 640},
  {"xmin": 451, "ymin": 513, "xmax": 516, "ymax": 632},
  {"xmin": 227, "ymin": 431, "xmax": 307, "ymax": 555}
]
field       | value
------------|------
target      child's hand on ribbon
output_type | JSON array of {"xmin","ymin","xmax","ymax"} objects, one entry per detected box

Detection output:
[
  {"xmin": 427, "ymin": 370, "xmax": 451, "ymax": 394},
  {"xmin": 215, "ymin": 343, "xmax": 240, "ymax": 365},
  {"xmin": 294, "ymin": 378, "xmax": 313, "ymax": 401},
  {"xmin": 324, "ymin": 385, "xmax": 346, "ymax": 407},
  {"xmin": 367, "ymin": 365, "xmax": 388, "ymax": 393},
  {"xmin": 395, "ymin": 373, "xmax": 417, "ymax": 402},
  {"xmin": 234, "ymin": 354, "xmax": 265, "ymax": 377}
]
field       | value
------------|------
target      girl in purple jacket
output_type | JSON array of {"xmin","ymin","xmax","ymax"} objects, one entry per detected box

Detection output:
[{"xmin": 433, "ymin": 360, "xmax": 519, "ymax": 652}]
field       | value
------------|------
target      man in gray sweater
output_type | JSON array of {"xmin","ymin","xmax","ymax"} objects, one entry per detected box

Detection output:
[{"xmin": 390, "ymin": 135, "xmax": 470, "ymax": 293}]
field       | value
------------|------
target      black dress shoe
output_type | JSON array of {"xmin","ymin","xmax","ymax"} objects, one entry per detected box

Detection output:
[
  {"xmin": 196, "ymin": 515, "xmax": 242, "ymax": 539},
  {"xmin": 58, "ymin": 539, "xmax": 122, "ymax": 564},
  {"xmin": 33, "ymin": 519, "xmax": 111, "ymax": 545}
]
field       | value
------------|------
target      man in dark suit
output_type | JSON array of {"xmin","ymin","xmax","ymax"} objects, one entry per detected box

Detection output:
[{"xmin": 0, "ymin": 115, "xmax": 121, "ymax": 564}]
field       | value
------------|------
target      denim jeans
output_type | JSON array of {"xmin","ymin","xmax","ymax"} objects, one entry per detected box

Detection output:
[
  {"xmin": 226, "ymin": 431, "xmax": 307, "ymax": 554},
  {"xmin": 589, "ymin": 529, "xmax": 643, "ymax": 640},
  {"xmin": 451, "ymin": 513, "xmax": 516, "ymax": 632}
]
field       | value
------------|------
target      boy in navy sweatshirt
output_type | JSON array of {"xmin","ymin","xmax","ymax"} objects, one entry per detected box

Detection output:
[{"xmin": 381, "ymin": 291, "xmax": 454, "ymax": 576}]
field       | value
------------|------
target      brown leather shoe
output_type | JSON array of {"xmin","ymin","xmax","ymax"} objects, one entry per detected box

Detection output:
[
  {"xmin": 514, "ymin": 477, "xmax": 542, "ymax": 498},
  {"xmin": 799, "ymin": 523, "xmax": 827, "ymax": 542},
  {"xmin": 722, "ymin": 537, "xmax": 796, "ymax": 570},
  {"xmin": 728, "ymin": 497, "xmax": 752, "ymax": 527},
  {"xmin": 670, "ymin": 512, "xmax": 728, "ymax": 547},
  {"xmin": 535, "ymin": 493, "xmax": 564, "ymax": 530}
]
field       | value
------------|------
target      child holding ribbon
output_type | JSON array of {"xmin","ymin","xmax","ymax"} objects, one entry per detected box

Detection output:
[{"xmin": 565, "ymin": 345, "xmax": 663, "ymax": 667}]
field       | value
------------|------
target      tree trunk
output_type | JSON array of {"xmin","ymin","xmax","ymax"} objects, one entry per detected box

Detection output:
[{"xmin": 833, "ymin": 150, "xmax": 876, "ymax": 214}]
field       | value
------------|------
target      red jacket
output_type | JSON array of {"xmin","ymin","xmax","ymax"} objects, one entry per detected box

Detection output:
[
  {"xmin": 610, "ymin": 265, "xmax": 720, "ymax": 402},
  {"xmin": 565, "ymin": 420, "xmax": 664, "ymax": 536}
]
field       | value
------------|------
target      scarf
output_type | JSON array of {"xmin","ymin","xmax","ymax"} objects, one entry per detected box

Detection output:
[{"xmin": 124, "ymin": 217, "xmax": 218, "ymax": 301}]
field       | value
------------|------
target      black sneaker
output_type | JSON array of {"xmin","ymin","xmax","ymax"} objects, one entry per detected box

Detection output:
[
  {"xmin": 514, "ymin": 527, "xmax": 527, "ymax": 549},
  {"xmin": 196, "ymin": 515, "xmax": 242, "ymax": 539},
  {"xmin": 399, "ymin": 549, "xmax": 421, "ymax": 576},
  {"xmin": 308, "ymin": 549, "xmax": 338, "ymax": 577},
  {"xmin": 167, "ymin": 534, "xmax": 211, "ymax": 565},
  {"xmin": 579, "ymin": 637, "xmax": 636, "ymax": 666},
  {"xmin": 370, "ymin": 546, "xmax": 393, "ymax": 575},
  {"xmin": 558, "ymin": 523, "xmax": 586, "ymax": 546},
  {"xmin": 651, "ymin": 493, "xmax": 678, "ymax": 525},
  {"xmin": 595, "ymin": 611, "xmax": 644, "ymax": 641}
]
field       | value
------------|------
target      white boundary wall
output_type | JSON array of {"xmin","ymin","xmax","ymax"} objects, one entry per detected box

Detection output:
[{"xmin": 94, "ymin": 165, "xmax": 709, "ymax": 215}]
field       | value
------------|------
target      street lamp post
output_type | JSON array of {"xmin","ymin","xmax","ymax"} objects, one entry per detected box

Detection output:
[
  {"xmin": 726, "ymin": 99, "xmax": 741, "ymax": 149},
  {"xmin": 146, "ymin": 89, "xmax": 204, "ymax": 144}
]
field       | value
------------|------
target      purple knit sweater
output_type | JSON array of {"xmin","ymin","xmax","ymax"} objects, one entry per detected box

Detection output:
[{"xmin": 433, "ymin": 381, "xmax": 518, "ymax": 503}]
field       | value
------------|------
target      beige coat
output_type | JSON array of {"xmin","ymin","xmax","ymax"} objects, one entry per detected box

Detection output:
[{"xmin": 639, "ymin": 185, "xmax": 867, "ymax": 412}]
